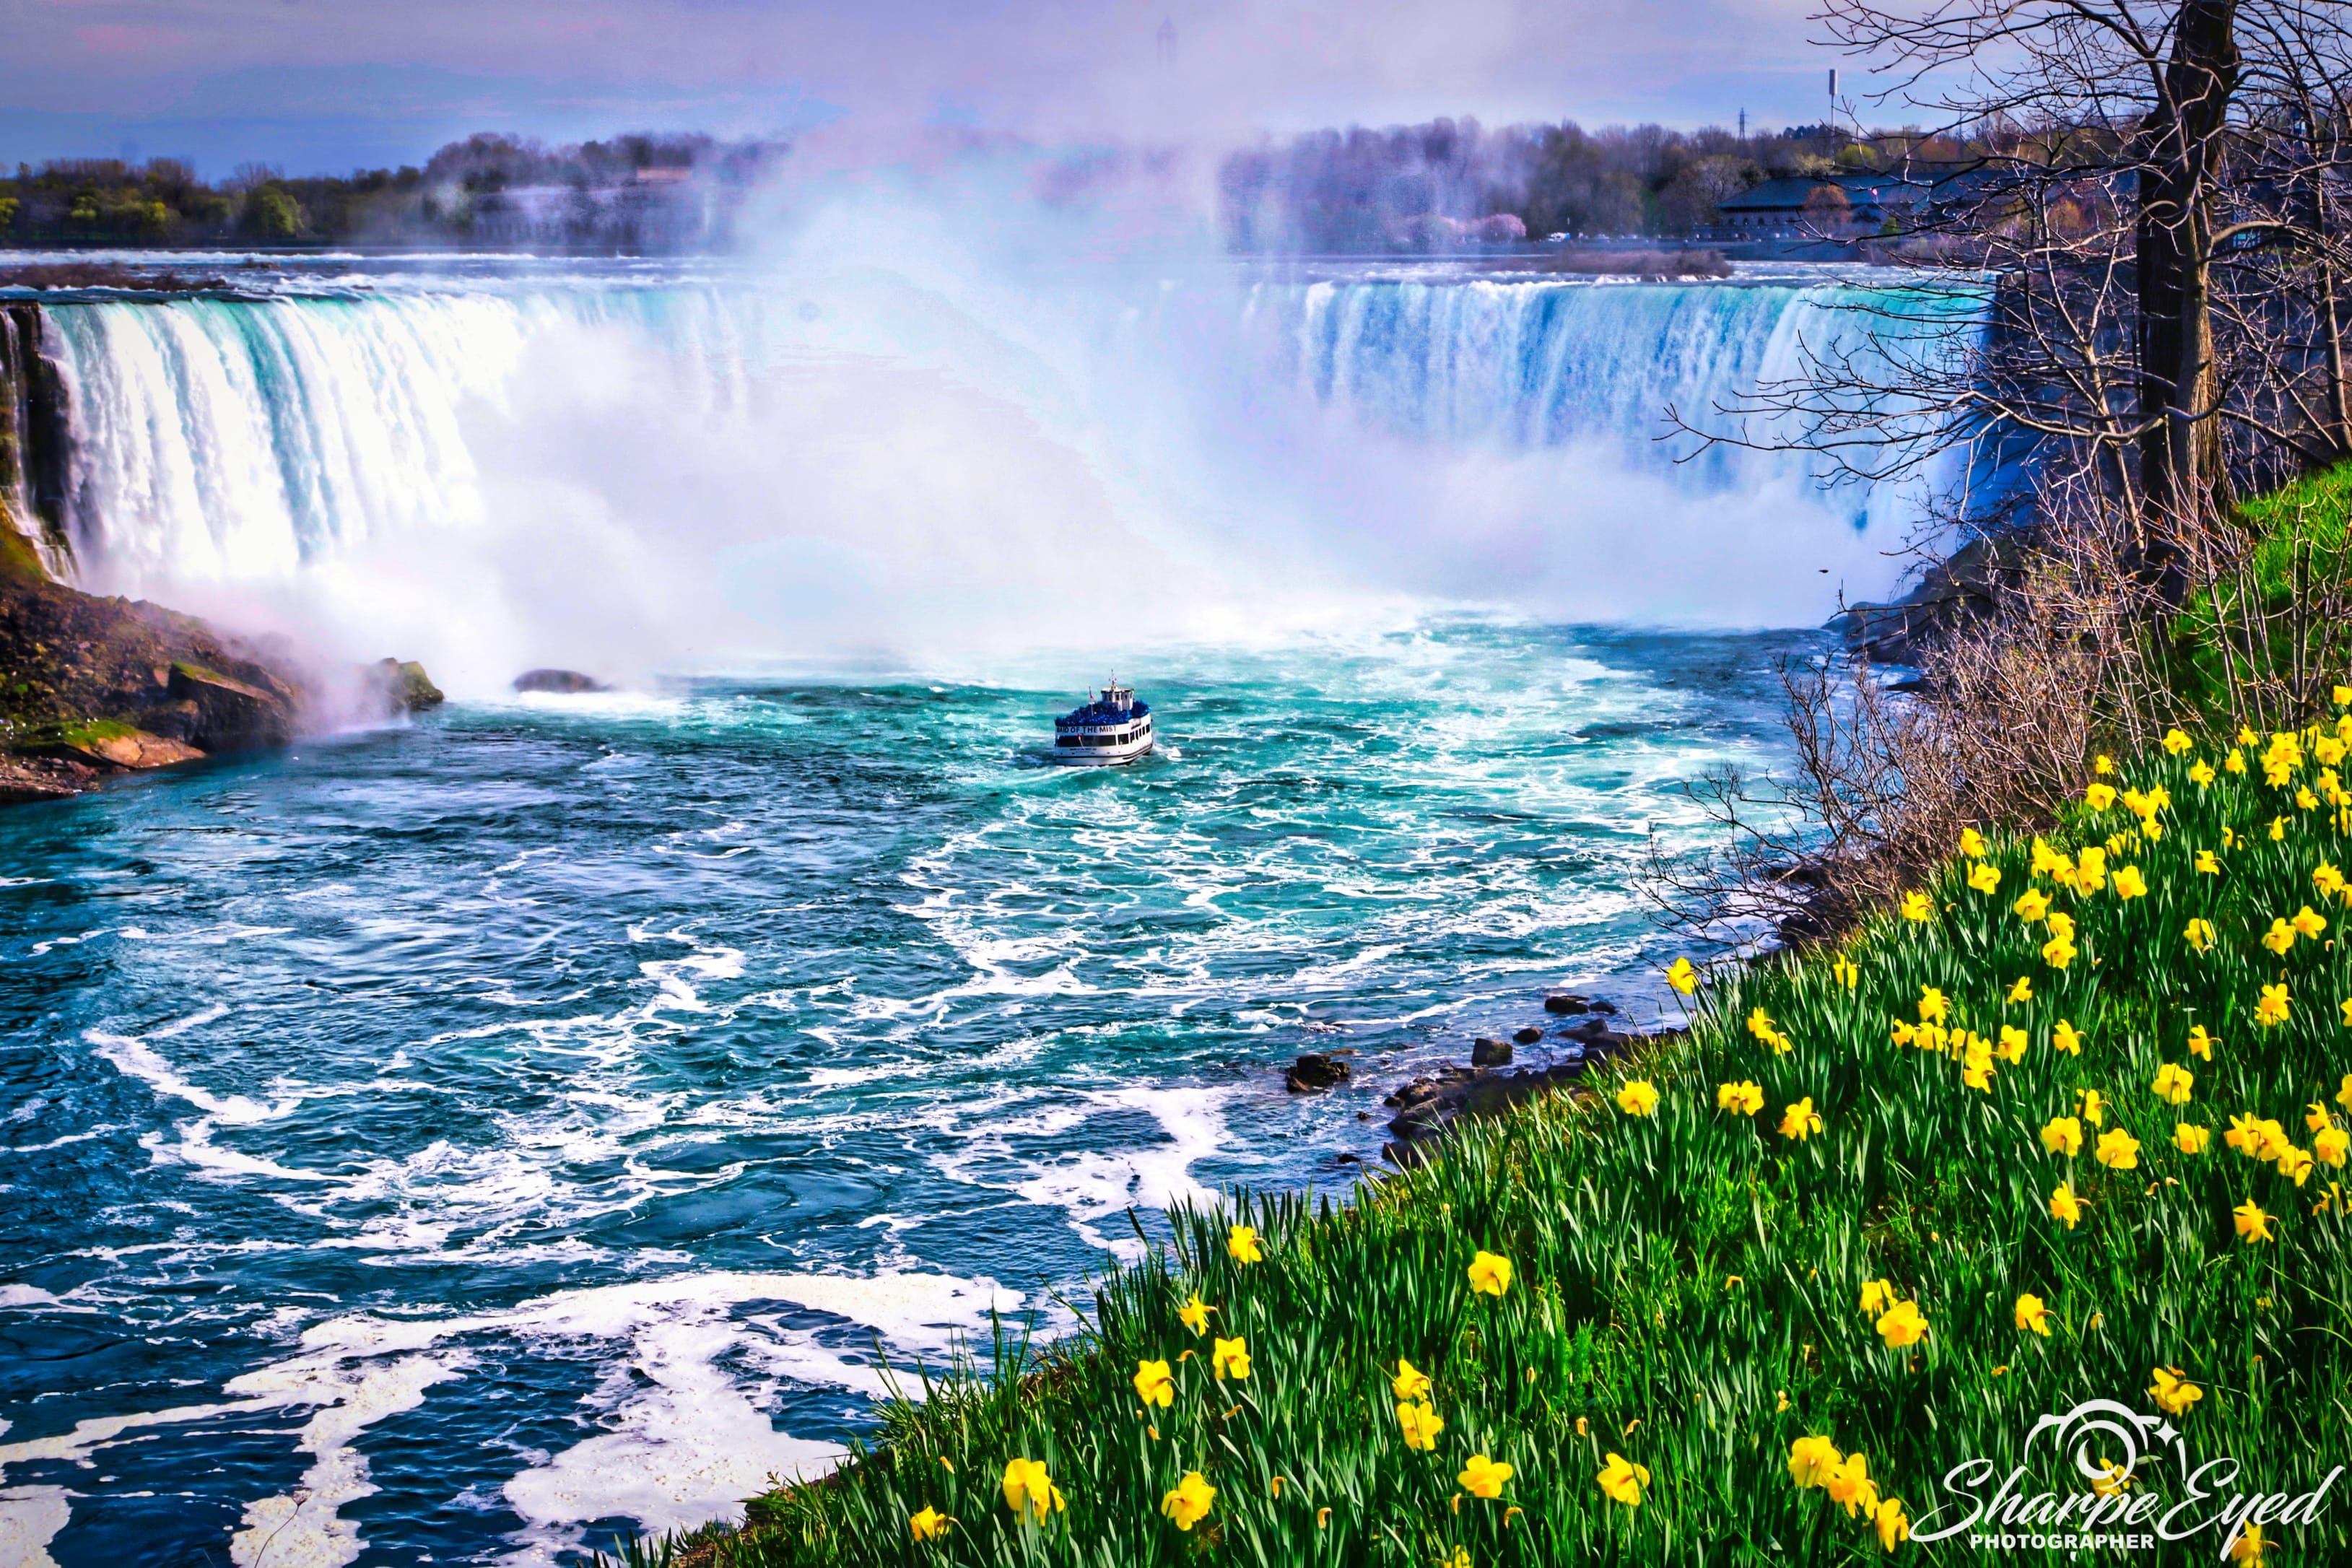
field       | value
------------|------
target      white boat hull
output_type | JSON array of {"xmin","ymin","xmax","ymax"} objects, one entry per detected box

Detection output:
[{"xmin": 1047, "ymin": 738, "xmax": 1155, "ymax": 766}]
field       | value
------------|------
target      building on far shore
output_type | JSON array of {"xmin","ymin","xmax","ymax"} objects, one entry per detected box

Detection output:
[{"xmin": 1704, "ymin": 163, "xmax": 2013, "ymax": 248}]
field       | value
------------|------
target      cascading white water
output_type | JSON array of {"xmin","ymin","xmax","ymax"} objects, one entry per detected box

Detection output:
[
  {"xmin": 25, "ymin": 268, "xmax": 1979, "ymax": 678},
  {"xmin": 1258, "ymin": 275, "xmax": 1974, "ymax": 536}
]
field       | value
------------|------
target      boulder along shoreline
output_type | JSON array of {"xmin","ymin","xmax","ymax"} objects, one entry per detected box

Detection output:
[{"xmin": 1283, "ymin": 987, "xmax": 1685, "ymax": 1168}]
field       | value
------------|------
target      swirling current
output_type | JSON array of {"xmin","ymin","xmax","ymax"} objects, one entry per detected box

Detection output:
[{"xmin": 0, "ymin": 624, "xmax": 1810, "ymax": 1565}]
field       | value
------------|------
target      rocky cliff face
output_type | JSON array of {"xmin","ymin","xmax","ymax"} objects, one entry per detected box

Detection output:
[{"xmin": 0, "ymin": 568, "xmax": 442, "ymax": 803}]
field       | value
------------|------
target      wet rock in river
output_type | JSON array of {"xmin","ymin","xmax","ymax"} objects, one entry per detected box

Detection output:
[{"xmin": 1285, "ymin": 1053, "xmax": 1351, "ymax": 1092}]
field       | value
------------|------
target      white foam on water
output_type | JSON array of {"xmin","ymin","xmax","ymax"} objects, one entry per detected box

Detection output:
[
  {"xmin": 1006, "ymin": 1085, "xmax": 1235, "ymax": 1258},
  {"xmin": 0, "ymin": 1286, "xmax": 95, "ymax": 1314},
  {"xmin": 0, "ymin": 1271, "xmax": 1016, "ymax": 1567},
  {"xmin": 144, "ymin": 1122, "xmax": 327, "ymax": 1184},
  {"xmin": 87, "ymin": 1013, "xmax": 299, "ymax": 1126},
  {"xmin": 227, "ymin": 1354, "xmax": 466, "ymax": 1568},
  {"xmin": 0, "ymin": 1486, "xmax": 71, "ymax": 1568}
]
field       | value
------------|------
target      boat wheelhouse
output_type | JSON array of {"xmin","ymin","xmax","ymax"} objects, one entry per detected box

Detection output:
[{"xmin": 1051, "ymin": 682, "xmax": 1154, "ymax": 765}]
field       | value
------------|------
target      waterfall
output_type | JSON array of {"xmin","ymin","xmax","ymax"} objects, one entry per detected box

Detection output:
[
  {"xmin": 1253, "ymin": 275, "xmax": 1978, "ymax": 536},
  {"xmin": 22, "ymin": 271, "xmax": 1979, "ymax": 652}
]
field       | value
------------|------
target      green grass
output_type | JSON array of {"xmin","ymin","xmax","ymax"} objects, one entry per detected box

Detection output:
[
  {"xmin": 2162, "ymin": 461, "xmax": 2352, "ymax": 716},
  {"xmin": 687, "ymin": 718, "xmax": 2352, "ymax": 1567}
]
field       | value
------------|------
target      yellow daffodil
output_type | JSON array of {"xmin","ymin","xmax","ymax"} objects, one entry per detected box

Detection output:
[
  {"xmin": 1442, "ymin": 1549, "xmax": 1471, "ymax": 1568},
  {"xmin": 1392, "ymin": 1358, "xmax": 1432, "ymax": 1401},
  {"xmin": 2338, "ymin": 1073, "xmax": 2352, "ymax": 1112},
  {"xmin": 1595, "ymin": 1452, "xmax": 1648, "ymax": 1507},
  {"xmin": 1616, "ymin": 1079, "xmax": 1660, "ymax": 1116},
  {"xmin": 1917, "ymin": 986, "xmax": 1949, "ymax": 1024},
  {"xmin": 2234, "ymin": 1199, "xmax": 2276, "ymax": 1242},
  {"xmin": 1960, "ymin": 826, "xmax": 1987, "ymax": 856},
  {"xmin": 1899, "ymin": 890, "xmax": 1933, "ymax": 922},
  {"xmin": 1397, "ymin": 1399, "xmax": 1445, "ymax": 1450},
  {"xmin": 2052, "ymin": 1019, "xmax": 2085, "ymax": 1055},
  {"xmin": 2086, "ymin": 782, "xmax": 2117, "ymax": 809},
  {"xmin": 1780, "ymin": 1097, "xmax": 1823, "ymax": 1141},
  {"xmin": 2041, "ymin": 1115, "xmax": 2083, "ymax": 1157},
  {"xmin": 1859, "ymin": 1278, "xmax": 1894, "ymax": 1317},
  {"xmin": 1179, "ymin": 1294, "xmax": 1214, "ymax": 1336},
  {"xmin": 2153, "ymin": 1063, "xmax": 2195, "ymax": 1105},
  {"xmin": 2015, "ymin": 1292, "xmax": 2052, "ymax": 1336},
  {"xmin": 2279, "ymin": 1146, "xmax": 2317, "ymax": 1185},
  {"xmin": 1001, "ymin": 1458, "xmax": 1065, "ymax": 1521},
  {"xmin": 2030, "ymin": 837, "xmax": 2065, "ymax": 875},
  {"xmin": 2078, "ymin": 1088, "xmax": 2107, "ymax": 1126},
  {"xmin": 2272, "ymin": 816, "xmax": 2289, "ymax": 841},
  {"xmin": 1665, "ymin": 957, "xmax": 1697, "ymax": 994},
  {"xmin": 910, "ymin": 1505, "xmax": 950, "ymax": 1542},
  {"xmin": 2042, "ymin": 934, "xmax": 2078, "ymax": 970},
  {"xmin": 2013, "ymin": 887, "xmax": 2052, "ymax": 923},
  {"xmin": 1997, "ymin": 1025, "xmax": 2029, "ymax": 1063},
  {"xmin": 1458, "ymin": 1455, "xmax": 1512, "ymax": 1499},
  {"xmin": 1160, "ymin": 1471, "xmax": 1216, "ymax": 1531},
  {"xmin": 1467, "ymin": 1250, "xmax": 1512, "ymax": 1297},
  {"xmin": 1788, "ymin": 1434, "xmax": 1843, "ymax": 1488},
  {"xmin": 2095, "ymin": 1127, "xmax": 2142, "ymax": 1170},
  {"xmin": 1134, "ymin": 1359, "xmax": 1175, "ymax": 1408},
  {"xmin": 2263, "ymin": 917, "xmax": 2297, "ymax": 955},
  {"xmin": 1717, "ymin": 1080, "xmax": 1764, "ymax": 1115},
  {"xmin": 1877, "ymin": 1497, "xmax": 1912, "ymax": 1551},
  {"xmin": 2226, "ymin": 751, "xmax": 2248, "ymax": 775},
  {"xmin": 2191, "ymin": 759, "xmax": 2217, "ymax": 785},
  {"xmin": 1826, "ymin": 1451, "xmax": 1880, "ymax": 1517},
  {"xmin": 2095, "ymin": 752, "xmax": 2117, "ymax": 775},
  {"xmin": 2257, "ymin": 984, "xmax": 2291, "ymax": 1027},
  {"xmin": 2162, "ymin": 728, "xmax": 2193, "ymax": 754},
  {"xmin": 2341, "ymin": 997, "xmax": 2352, "ymax": 1028},
  {"xmin": 1962, "ymin": 1057, "xmax": 1995, "ymax": 1093},
  {"xmin": 2318, "ymin": 1126, "xmax": 2350, "ymax": 1167},
  {"xmin": 2302, "ymin": 787, "xmax": 2322, "ymax": 811},
  {"xmin": 2189, "ymin": 1025, "xmax": 2217, "ymax": 1059},
  {"xmin": 1228, "ymin": 1224, "xmax": 1263, "ymax": 1264},
  {"xmin": 1968, "ymin": 861, "xmax": 2001, "ymax": 894},
  {"xmin": 2176, "ymin": 1122, "xmax": 2212, "ymax": 1154},
  {"xmin": 2185, "ymin": 917, "xmax": 2218, "ymax": 952},
  {"xmin": 2233, "ymin": 1523, "xmax": 2269, "ymax": 1562},
  {"xmin": 2319, "ymin": 863, "xmax": 2348, "ymax": 897},
  {"xmin": 2051, "ymin": 1182, "xmax": 2087, "ymax": 1229},
  {"xmin": 1874, "ymin": 1299, "xmax": 1928, "ymax": 1348},
  {"xmin": 1831, "ymin": 955, "xmax": 1858, "ymax": 988},
  {"xmin": 2294, "ymin": 905, "xmax": 2330, "ymax": 938},
  {"xmin": 2112, "ymin": 864, "xmax": 2148, "ymax": 899},
  {"xmin": 2196, "ymin": 848, "xmax": 2221, "ymax": 874},
  {"xmin": 2008, "ymin": 975, "xmax": 2033, "ymax": 1004}
]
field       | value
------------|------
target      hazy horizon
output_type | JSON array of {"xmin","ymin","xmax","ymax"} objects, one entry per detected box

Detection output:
[{"xmin": 1, "ymin": 0, "xmax": 1844, "ymax": 178}]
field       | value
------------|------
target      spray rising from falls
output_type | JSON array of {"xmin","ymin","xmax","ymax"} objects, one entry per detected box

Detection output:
[{"xmin": 14, "ymin": 267, "xmax": 1977, "ymax": 683}]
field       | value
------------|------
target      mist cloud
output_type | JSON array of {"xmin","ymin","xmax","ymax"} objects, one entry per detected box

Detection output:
[{"xmin": 1, "ymin": 0, "xmax": 1834, "ymax": 173}]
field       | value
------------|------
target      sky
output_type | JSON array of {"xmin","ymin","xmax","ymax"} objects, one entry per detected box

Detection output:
[{"xmin": 0, "ymin": 0, "xmax": 1850, "ymax": 176}]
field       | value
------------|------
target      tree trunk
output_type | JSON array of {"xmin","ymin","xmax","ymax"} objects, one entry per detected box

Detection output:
[{"xmin": 2136, "ymin": 0, "xmax": 2241, "ymax": 533}]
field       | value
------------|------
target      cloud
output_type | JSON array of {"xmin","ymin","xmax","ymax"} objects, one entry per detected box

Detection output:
[{"xmin": 0, "ymin": 0, "xmax": 1839, "ymax": 174}]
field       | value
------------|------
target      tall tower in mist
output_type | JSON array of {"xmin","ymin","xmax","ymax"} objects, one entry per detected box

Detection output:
[{"xmin": 1157, "ymin": 16, "xmax": 1177, "ymax": 69}]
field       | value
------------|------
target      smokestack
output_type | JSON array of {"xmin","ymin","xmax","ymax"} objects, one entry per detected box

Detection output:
[{"xmin": 1829, "ymin": 69, "xmax": 1840, "ymax": 131}]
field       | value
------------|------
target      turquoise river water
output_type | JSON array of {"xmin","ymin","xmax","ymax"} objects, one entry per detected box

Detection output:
[{"xmin": 0, "ymin": 621, "xmax": 1811, "ymax": 1566}]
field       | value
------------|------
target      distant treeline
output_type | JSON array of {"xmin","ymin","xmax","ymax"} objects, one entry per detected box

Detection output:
[
  {"xmin": 1218, "ymin": 117, "xmax": 1986, "ymax": 251},
  {"xmin": 0, "ymin": 132, "xmax": 783, "ymax": 252}
]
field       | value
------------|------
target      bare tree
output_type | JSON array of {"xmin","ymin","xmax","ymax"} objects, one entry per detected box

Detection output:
[{"xmin": 1673, "ymin": 1, "xmax": 2352, "ymax": 554}]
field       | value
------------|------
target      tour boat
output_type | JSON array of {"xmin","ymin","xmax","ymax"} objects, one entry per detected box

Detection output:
[{"xmin": 1050, "ymin": 681, "xmax": 1155, "ymax": 765}]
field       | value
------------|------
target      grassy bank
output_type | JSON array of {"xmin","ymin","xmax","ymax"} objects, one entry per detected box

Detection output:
[{"xmin": 686, "ymin": 715, "xmax": 2352, "ymax": 1566}]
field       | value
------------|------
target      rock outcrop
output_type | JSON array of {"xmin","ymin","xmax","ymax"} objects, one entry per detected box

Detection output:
[
  {"xmin": 1831, "ymin": 533, "xmax": 2033, "ymax": 667},
  {"xmin": 367, "ymin": 658, "xmax": 445, "ymax": 713},
  {"xmin": 513, "ymin": 668, "xmax": 609, "ymax": 694},
  {"xmin": 0, "ymin": 549, "xmax": 440, "ymax": 803}
]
